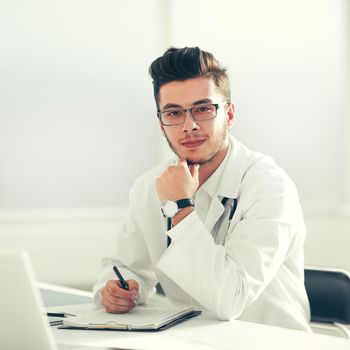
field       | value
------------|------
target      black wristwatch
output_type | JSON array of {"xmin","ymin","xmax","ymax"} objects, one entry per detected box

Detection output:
[{"xmin": 161, "ymin": 198, "xmax": 195, "ymax": 218}]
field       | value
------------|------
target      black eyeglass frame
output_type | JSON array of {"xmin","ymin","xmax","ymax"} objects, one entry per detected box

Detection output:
[{"xmin": 157, "ymin": 102, "xmax": 228, "ymax": 126}]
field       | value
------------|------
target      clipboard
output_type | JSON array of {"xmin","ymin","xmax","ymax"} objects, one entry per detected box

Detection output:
[{"xmin": 58, "ymin": 306, "xmax": 201, "ymax": 332}]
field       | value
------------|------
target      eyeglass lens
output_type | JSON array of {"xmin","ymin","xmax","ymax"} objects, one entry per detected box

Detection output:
[{"xmin": 160, "ymin": 104, "xmax": 218, "ymax": 126}]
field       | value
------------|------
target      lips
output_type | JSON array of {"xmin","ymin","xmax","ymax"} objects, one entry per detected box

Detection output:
[{"xmin": 181, "ymin": 138, "xmax": 206, "ymax": 149}]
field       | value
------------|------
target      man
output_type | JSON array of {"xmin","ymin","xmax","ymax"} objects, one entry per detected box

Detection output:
[{"xmin": 93, "ymin": 47, "xmax": 311, "ymax": 331}]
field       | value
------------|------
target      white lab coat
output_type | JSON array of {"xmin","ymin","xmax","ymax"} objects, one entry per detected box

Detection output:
[{"xmin": 93, "ymin": 135, "xmax": 311, "ymax": 331}]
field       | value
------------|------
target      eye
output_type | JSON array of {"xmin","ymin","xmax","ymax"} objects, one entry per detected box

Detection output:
[
  {"xmin": 196, "ymin": 105, "xmax": 214, "ymax": 113},
  {"xmin": 165, "ymin": 110, "xmax": 182, "ymax": 117}
]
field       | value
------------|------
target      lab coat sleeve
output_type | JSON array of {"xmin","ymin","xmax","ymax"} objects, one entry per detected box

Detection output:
[
  {"xmin": 156, "ymin": 169, "xmax": 306, "ymax": 320},
  {"xmin": 93, "ymin": 183, "xmax": 158, "ymax": 308}
]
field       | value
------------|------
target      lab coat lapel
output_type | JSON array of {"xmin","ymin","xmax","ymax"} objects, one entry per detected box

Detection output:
[
  {"xmin": 216, "ymin": 135, "xmax": 250, "ymax": 200},
  {"xmin": 203, "ymin": 135, "xmax": 249, "ymax": 233},
  {"xmin": 204, "ymin": 195, "xmax": 224, "ymax": 233}
]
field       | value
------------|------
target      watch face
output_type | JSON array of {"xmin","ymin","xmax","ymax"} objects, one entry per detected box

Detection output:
[{"xmin": 163, "ymin": 201, "xmax": 178, "ymax": 218}]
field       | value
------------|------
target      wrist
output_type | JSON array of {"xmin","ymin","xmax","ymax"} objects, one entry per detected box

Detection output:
[
  {"xmin": 171, "ymin": 206, "xmax": 194, "ymax": 226},
  {"xmin": 161, "ymin": 198, "xmax": 194, "ymax": 219}
]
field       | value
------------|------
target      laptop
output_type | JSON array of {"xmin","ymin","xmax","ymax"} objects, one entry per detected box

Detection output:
[{"xmin": 0, "ymin": 249, "xmax": 110, "ymax": 350}]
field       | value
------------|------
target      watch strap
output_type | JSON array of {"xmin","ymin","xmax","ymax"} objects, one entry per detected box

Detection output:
[{"xmin": 175, "ymin": 198, "xmax": 195, "ymax": 209}]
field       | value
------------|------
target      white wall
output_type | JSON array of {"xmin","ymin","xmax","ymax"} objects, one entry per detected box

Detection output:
[
  {"xmin": 0, "ymin": 0, "xmax": 163, "ymax": 208},
  {"xmin": 0, "ymin": 208, "xmax": 126, "ymax": 289},
  {"xmin": 0, "ymin": 0, "xmax": 349, "ymax": 289},
  {"xmin": 344, "ymin": 0, "xmax": 350, "ymax": 208}
]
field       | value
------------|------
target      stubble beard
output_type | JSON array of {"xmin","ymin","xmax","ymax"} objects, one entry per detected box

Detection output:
[{"xmin": 163, "ymin": 126, "xmax": 229, "ymax": 167}]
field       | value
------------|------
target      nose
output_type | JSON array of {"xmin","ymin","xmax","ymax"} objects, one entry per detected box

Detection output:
[{"xmin": 181, "ymin": 110, "xmax": 199, "ymax": 133}]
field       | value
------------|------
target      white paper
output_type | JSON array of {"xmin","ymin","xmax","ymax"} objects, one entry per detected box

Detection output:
[{"xmin": 63, "ymin": 305, "xmax": 195, "ymax": 329}]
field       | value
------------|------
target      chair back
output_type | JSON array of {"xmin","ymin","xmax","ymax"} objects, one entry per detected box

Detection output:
[{"xmin": 305, "ymin": 267, "xmax": 350, "ymax": 324}]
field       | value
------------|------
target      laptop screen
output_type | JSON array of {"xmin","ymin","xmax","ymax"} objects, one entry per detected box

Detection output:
[{"xmin": 0, "ymin": 249, "xmax": 57, "ymax": 350}]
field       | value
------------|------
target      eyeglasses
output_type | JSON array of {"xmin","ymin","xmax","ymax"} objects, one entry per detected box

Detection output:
[{"xmin": 157, "ymin": 102, "xmax": 227, "ymax": 126}]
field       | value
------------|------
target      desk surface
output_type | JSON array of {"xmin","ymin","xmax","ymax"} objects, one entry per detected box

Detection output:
[{"xmin": 41, "ymin": 284, "xmax": 350, "ymax": 350}]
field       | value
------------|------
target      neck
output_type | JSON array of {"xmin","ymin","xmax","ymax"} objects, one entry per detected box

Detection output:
[{"xmin": 198, "ymin": 142, "xmax": 229, "ymax": 187}]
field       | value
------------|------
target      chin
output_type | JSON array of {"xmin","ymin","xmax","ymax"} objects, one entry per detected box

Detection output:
[
  {"xmin": 172, "ymin": 144, "xmax": 214, "ymax": 165},
  {"xmin": 185, "ymin": 155, "xmax": 210, "ymax": 166},
  {"xmin": 186, "ymin": 159, "xmax": 198, "ymax": 166}
]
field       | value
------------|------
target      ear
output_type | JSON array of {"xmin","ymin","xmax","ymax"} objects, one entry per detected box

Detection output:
[{"xmin": 226, "ymin": 103, "xmax": 235, "ymax": 128}]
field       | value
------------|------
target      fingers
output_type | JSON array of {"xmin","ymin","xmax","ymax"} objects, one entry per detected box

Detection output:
[
  {"xmin": 127, "ymin": 280, "xmax": 139, "ymax": 295},
  {"xmin": 156, "ymin": 158, "xmax": 199, "ymax": 202},
  {"xmin": 189, "ymin": 164, "xmax": 200, "ymax": 178},
  {"xmin": 164, "ymin": 159, "xmax": 191, "ymax": 176},
  {"xmin": 101, "ymin": 279, "xmax": 139, "ymax": 314},
  {"xmin": 178, "ymin": 159, "xmax": 188, "ymax": 167},
  {"xmin": 178, "ymin": 159, "xmax": 199, "ymax": 180},
  {"xmin": 103, "ymin": 290, "xmax": 135, "ymax": 313},
  {"xmin": 178, "ymin": 159, "xmax": 199, "ymax": 173}
]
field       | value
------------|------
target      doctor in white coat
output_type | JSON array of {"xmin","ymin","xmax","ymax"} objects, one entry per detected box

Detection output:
[{"xmin": 93, "ymin": 47, "xmax": 311, "ymax": 331}]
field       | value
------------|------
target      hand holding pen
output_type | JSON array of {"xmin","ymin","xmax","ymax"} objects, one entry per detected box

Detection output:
[
  {"xmin": 113, "ymin": 265, "xmax": 129, "ymax": 290},
  {"xmin": 101, "ymin": 266, "xmax": 139, "ymax": 314}
]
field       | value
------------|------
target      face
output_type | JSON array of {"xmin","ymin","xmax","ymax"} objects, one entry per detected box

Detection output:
[{"xmin": 158, "ymin": 76, "xmax": 234, "ymax": 166}]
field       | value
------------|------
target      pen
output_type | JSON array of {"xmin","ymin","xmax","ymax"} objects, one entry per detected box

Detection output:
[
  {"xmin": 46, "ymin": 312, "xmax": 74, "ymax": 318},
  {"xmin": 112, "ymin": 265, "xmax": 129, "ymax": 290}
]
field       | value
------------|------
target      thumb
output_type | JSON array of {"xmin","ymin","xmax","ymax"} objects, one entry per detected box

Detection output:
[{"xmin": 189, "ymin": 164, "xmax": 200, "ymax": 178}]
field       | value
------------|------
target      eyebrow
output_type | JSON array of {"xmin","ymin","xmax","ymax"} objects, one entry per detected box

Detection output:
[{"xmin": 161, "ymin": 98, "xmax": 214, "ymax": 111}]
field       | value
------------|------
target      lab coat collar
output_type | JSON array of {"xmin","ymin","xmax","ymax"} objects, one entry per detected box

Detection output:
[
  {"xmin": 201, "ymin": 140, "xmax": 230, "ymax": 198},
  {"xmin": 202, "ymin": 135, "xmax": 249, "ymax": 232},
  {"xmin": 202, "ymin": 134, "xmax": 249, "ymax": 200},
  {"xmin": 216, "ymin": 134, "xmax": 250, "ymax": 200}
]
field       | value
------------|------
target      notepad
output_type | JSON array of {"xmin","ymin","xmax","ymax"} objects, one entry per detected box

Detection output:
[{"xmin": 59, "ymin": 306, "xmax": 201, "ymax": 331}]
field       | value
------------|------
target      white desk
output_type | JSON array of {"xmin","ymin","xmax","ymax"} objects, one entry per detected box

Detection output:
[
  {"xmin": 52, "ymin": 316, "xmax": 350, "ymax": 350},
  {"xmin": 42, "ymin": 285, "xmax": 350, "ymax": 350}
]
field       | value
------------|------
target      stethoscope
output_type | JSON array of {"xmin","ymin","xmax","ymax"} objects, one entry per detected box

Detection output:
[
  {"xmin": 214, "ymin": 197, "xmax": 238, "ymax": 245},
  {"xmin": 166, "ymin": 196, "xmax": 238, "ymax": 247},
  {"xmin": 221, "ymin": 197, "xmax": 238, "ymax": 222}
]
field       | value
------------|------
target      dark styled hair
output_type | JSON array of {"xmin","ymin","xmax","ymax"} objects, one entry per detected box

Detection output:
[{"xmin": 149, "ymin": 47, "xmax": 231, "ymax": 109}]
